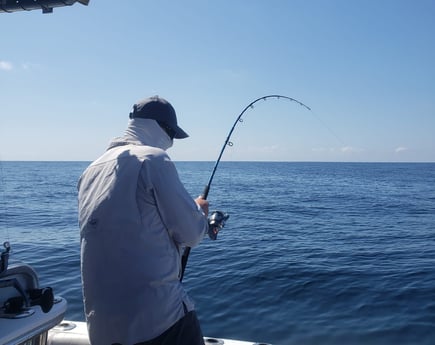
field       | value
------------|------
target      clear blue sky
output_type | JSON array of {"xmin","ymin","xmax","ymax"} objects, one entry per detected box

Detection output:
[{"xmin": 1, "ymin": 0, "xmax": 434, "ymax": 162}]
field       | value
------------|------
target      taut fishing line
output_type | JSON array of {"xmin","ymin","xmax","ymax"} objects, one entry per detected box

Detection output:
[{"xmin": 180, "ymin": 94, "xmax": 312, "ymax": 281}]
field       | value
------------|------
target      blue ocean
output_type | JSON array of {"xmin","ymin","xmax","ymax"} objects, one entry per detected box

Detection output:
[{"xmin": 1, "ymin": 161, "xmax": 435, "ymax": 345}]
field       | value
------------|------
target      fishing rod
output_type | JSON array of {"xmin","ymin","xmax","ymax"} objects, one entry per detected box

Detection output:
[{"xmin": 180, "ymin": 94, "xmax": 312, "ymax": 282}]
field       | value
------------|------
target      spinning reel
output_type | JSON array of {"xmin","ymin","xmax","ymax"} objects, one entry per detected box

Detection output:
[{"xmin": 207, "ymin": 211, "xmax": 229, "ymax": 240}]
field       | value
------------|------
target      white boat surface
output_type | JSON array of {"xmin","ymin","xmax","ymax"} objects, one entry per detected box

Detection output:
[{"xmin": 48, "ymin": 319, "xmax": 268, "ymax": 345}]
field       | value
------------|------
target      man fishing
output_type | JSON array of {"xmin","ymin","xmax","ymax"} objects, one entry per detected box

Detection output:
[{"xmin": 78, "ymin": 95, "xmax": 209, "ymax": 345}]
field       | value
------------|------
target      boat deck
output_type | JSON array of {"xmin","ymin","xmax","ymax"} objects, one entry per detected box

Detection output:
[{"xmin": 48, "ymin": 320, "xmax": 270, "ymax": 345}]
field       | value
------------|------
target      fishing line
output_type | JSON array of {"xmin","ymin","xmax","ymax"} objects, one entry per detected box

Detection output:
[
  {"xmin": 180, "ymin": 94, "xmax": 312, "ymax": 281},
  {"xmin": 309, "ymin": 108, "xmax": 348, "ymax": 153}
]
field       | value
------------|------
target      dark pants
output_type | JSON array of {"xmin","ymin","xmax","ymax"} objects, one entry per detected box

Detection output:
[{"xmin": 134, "ymin": 311, "xmax": 205, "ymax": 345}]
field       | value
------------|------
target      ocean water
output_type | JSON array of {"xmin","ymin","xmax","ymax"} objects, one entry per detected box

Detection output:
[{"xmin": 1, "ymin": 161, "xmax": 435, "ymax": 345}]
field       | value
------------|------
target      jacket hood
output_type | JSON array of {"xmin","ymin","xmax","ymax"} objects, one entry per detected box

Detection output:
[{"xmin": 108, "ymin": 118, "xmax": 173, "ymax": 151}]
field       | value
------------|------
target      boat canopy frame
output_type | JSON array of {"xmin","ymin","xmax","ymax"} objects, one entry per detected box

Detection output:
[{"xmin": 0, "ymin": 0, "xmax": 89, "ymax": 14}]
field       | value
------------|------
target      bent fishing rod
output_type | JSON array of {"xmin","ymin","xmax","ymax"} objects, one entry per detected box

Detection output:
[{"xmin": 180, "ymin": 95, "xmax": 312, "ymax": 282}]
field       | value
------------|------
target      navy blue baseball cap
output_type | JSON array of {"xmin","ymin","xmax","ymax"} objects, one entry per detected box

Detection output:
[{"xmin": 129, "ymin": 96, "xmax": 189, "ymax": 139}]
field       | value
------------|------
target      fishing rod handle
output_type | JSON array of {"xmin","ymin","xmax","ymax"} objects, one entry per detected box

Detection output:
[
  {"xmin": 201, "ymin": 185, "xmax": 210, "ymax": 200},
  {"xmin": 180, "ymin": 247, "xmax": 190, "ymax": 281},
  {"xmin": 180, "ymin": 185, "xmax": 209, "ymax": 282}
]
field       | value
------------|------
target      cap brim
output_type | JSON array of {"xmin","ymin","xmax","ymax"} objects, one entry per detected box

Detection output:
[{"xmin": 174, "ymin": 126, "xmax": 189, "ymax": 139}]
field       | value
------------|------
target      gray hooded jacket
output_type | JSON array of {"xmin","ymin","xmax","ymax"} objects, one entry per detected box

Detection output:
[{"xmin": 78, "ymin": 118, "xmax": 208, "ymax": 344}]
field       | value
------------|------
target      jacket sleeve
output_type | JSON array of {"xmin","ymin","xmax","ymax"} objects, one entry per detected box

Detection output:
[{"xmin": 141, "ymin": 153, "xmax": 208, "ymax": 247}]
